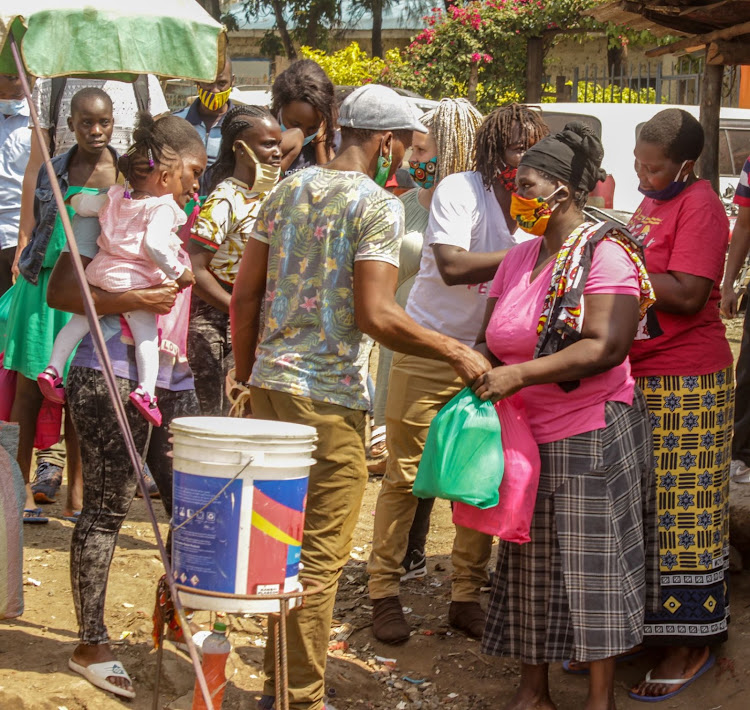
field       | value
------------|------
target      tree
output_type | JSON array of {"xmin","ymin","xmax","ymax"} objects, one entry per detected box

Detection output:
[
  {"xmin": 197, "ymin": 0, "xmax": 222, "ymax": 21},
  {"xmin": 236, "ymin": 0, "xmax": 342, "ymax": 55},
  {"xmin": 352, "ymin": 0, "xmax": 394, "ymax": 58}
]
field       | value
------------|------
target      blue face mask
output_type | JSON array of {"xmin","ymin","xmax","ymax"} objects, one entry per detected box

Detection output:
[
  {"xmin": 278, "ymin": 111, "xmax": 317, "ymax": 147},
  {"xmin": 638, "ymin": 160, "xmax": 689, "ymax": 201},
  {"xmin": 409, "ymin": 156, "xmax": 438, "ymax": 189},
  {"xmin": 0, "ymin": 98, "xmax": 25, "ymax": 116}
]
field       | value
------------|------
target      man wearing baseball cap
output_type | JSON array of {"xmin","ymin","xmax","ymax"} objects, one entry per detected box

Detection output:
[{"xmin": 230, "ymin": 84, "xmax": 491, "ymax": 710}]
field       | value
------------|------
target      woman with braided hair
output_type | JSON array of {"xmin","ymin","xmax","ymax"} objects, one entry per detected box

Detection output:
[
  {"xmin": 368, "ymin": 103, "xmax": 549, "ymax": 645},
  {"xmin": 187, "ymin": 105, "xmax": 282, "ymax": 415},
  {"xmin": 475, "ymin": 102, "xmax": 550, "ymax": 233}
]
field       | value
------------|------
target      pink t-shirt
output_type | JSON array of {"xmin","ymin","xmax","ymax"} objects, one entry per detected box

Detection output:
[
  {"xmin": 486, "ymin": 237, "xmax": 640, "ymax": 444},
  {"xmin": 627, "ymin": 180, "xmax": 732, "ymax": 377}
]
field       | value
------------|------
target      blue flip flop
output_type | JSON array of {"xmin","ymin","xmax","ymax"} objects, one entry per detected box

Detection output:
[
  {"xmin": 23, "ymin": 507, "xmax": 49, "ymax": 524},
  {"xmin": 562, "ymin": 647, "xmax": 647, "ymax": 675},
  {"xmin": 62, "ymin": 511, "xmax": 81, "ymax": 523},
  {"xmin": 628, "ymin": 653, "xmax": 715, "ymax": 703}
]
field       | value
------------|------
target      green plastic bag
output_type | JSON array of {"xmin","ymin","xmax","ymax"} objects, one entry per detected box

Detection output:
[
  {"xmin": 0, "ymin": 284, "xmax": 15, "ymax": 352},
  {"xmin": 413, "ymin": 387, "xmax": 504, "ymax": 509}
]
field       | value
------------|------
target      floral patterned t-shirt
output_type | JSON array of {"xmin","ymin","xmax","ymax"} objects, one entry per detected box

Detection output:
[
  {"xmin": 190, "ymin": 177, "xmax": 264, "ymax": 286},
  {"xmin": 250, "ymin": 166, "xmax": 404, "ymax": 410}
]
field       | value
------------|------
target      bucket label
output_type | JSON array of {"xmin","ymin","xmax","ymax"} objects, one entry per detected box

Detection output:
[
  {"xmin": 172, "ymin": 470, "xmax": 243, "ymax": 594},
  {"xmin": 247, "ymin": 478, "xmax": 308, "ymax": 594}
]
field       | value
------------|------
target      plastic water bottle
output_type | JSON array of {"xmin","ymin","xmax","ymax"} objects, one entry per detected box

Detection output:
[{"xmin": 192, "ymin": 621, "xmax": 231, "ymax": 709}]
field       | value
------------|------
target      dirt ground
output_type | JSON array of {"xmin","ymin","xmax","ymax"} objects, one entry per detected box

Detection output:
[{"xmin": 1, "ymin": 319, "xmax": 749, "ymax": 710}]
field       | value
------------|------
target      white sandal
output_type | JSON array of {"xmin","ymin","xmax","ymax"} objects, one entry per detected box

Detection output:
[
  {"xmin": 369, "ymin": 425, "xmax": 387, "ymax": 458},
  {"xmin": 68, "ymin": 658, "xmax": 136, "ymax": 699}
]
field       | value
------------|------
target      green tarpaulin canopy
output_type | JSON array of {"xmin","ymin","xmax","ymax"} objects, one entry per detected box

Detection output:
[{"xmin": 0, "ymin": 0, "xmax": 226, "ymax": 82}]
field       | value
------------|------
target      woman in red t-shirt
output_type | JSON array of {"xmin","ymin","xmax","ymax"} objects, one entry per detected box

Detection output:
[{"xmin": 627, "ymin": 109, "xmax": 732, "ymax": 702}]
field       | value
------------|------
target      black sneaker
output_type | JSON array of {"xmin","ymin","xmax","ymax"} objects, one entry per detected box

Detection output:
[
  {"xmin": 32, "ymin": 461, "xmax": 63, "ymax": 504},
  {"xmin": 400, "ymin": 549, "xmax": 427, "ymax": 581}
]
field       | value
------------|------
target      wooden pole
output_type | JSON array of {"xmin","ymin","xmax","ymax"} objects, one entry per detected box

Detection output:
[
  {"xmin": 698, "ymin": 62, "xmax": 723, "ymax": 194},
  {"xmin": 525, "ymin": 37, "xmax": 544, "ymax": 103},
  {"xmin": 468, "ymin": 62, "xmax": 479, "ymax": 105}
]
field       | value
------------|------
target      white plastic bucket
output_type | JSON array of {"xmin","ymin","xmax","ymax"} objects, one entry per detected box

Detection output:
[{"xmin": 170, "ymin": 417, "xmax": 317, "ymax": 614}]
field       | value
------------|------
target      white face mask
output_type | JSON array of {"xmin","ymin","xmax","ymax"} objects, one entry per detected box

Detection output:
[
  {"xmin": 234, "ymin": 140, "xmax": 281, "ymax": 194},
  {"xmin": 0, "ymin": 98, "xmax": 25, "ymax": 117}
]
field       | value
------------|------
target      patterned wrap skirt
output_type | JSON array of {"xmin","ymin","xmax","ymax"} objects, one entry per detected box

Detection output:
[
  {"xmin": 482, "ymin": 390, "xmax": 660, "ymax": 664},
  {"xmin": 638, "ymin": 367, "xmax": 733, "ymax": 646}
]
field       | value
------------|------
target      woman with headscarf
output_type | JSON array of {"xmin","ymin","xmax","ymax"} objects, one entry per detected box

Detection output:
[
  {"xmin": 368, "ymin": 104, "xmax": 549, "ymax": 644},
  {"xmin": 473, "ymin": 123, "xmax": 659, "ymax": 710}
]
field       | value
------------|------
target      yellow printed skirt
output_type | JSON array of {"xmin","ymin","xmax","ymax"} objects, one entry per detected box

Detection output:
[{"xmin": 637, "ymin": 367, "xmax": 733, "ymax": 645}]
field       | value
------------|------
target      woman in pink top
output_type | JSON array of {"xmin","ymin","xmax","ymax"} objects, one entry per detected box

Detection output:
[
  {"xmin": 626, "ymin": 109, "xmax": 732, "ymax": 703},
  {"xmin": 37, "ymin": 114, "xmax": 195, "ymax": 426},
  {"xmin": 473, "ymin": 123, "xmax": 659, "ymax": 710}
]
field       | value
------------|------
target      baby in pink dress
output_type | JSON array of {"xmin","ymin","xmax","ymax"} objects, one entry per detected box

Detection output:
[{"xmin": 38, "ymin": 122, "xmax": 195, "ymax": 426}]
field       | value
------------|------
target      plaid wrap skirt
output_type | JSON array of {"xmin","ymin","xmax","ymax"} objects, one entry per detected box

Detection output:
[{"xmin": 482, "ymin": 389, "xmax": 659, "ymax": 664}]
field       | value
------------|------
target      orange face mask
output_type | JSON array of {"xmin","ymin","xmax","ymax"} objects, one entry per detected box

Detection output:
[{"xmin": 509, "ymin": 187, "xmax": 563, "ymax": 236}]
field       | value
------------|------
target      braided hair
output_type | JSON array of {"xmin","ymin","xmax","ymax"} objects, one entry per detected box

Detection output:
[
  {"xmin": 475, "ymin": 104, "xmax": 549, "ymax": 189},
  {"xmin": 119, "ymin": 112, "xmax": 184, "ymax": 191},
  {"xmin": 205, "ymin": 105, "xmax": 273, "ymax": 193},
  {"xmin": 421, "ymin": 98, "xmax": 483, "ymax": 183},
  {"xmin": 271, "ymin": 59, "xmax": 336, "ymax": 156}
]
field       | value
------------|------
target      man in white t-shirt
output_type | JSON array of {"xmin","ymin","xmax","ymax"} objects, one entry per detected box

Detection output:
[
  {"xmin": 13, "ymin": 76, "xmax": 168, "ymax": 506},
  {"xmin": 368, "ymin": 105, "xmax": 549, "ymax": 643}
]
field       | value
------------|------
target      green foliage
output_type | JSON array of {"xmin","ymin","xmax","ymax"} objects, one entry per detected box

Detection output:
[
  {"xmin": 376, "ymin": 0, "xmax": 602, "ymax": 113},
  {"xmin": 575, "ymin": 81, "xmax": 660, "ymax": 103},
  {"xmin": 259, "ymin": 30, "xmax": 285, "ymax": 59},
  {"xmin": 296, "ymin": 1, "xmax": 671, "ymax": 113},
  {"xmin": 299, "ymin": 43, "xmax": 391, "ymax": 85},
  {"xmin": 237, "ymin": 0, "xmax": 340, "ymax": 51},
  {"xmin": 541, "ymin": 80, "xmax": 663, "ymax": 103}
]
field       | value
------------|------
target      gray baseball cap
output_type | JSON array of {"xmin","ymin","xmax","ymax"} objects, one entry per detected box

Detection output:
[{"xmin": 338, "ymin": 85, "xmax": 428, "ymax": 134}]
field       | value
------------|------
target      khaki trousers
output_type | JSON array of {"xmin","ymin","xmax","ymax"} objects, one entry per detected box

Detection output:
[
  {"xmin": 367, "ymin": 353, "xmax": 493, "ymax": 602},
  {"xmin": 250, "ymin": 387, "xmax": 368, "ymax": 710}
]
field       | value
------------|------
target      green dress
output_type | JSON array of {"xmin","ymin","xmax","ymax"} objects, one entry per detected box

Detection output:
[{"xmin": 4, "ymin": 186, "xmax": 96, "ymax": 382}]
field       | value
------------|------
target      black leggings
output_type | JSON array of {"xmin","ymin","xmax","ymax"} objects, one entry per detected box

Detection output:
[{"xmin": 67, "ymin": 366, "xmax": 199, "ymax": 645}]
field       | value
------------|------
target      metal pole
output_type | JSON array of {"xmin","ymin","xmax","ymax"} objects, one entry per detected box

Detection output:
[
  {"xmin": 279, "ymin": 600, "xmax": 290, "ymax": 710},
  {"xmin": 584, "ymin": 63, "xmax": 589, "ymax": 102},
  {"xmin": 152, "ymin": 625, "xmax": 165, "ymax": 710},
  {"xmin": 656, "ymin": 62, "xmax": 662, "ymax": 104},
  {"xmin": 8, "ymin": 33, "xmax": 214, "ymax": 710}
]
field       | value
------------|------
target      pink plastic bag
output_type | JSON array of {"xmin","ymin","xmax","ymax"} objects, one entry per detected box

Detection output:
[
  {"xmin": 34, "ymin": 398, "xmax": 63, "ymax": 449},
  {"xmin": 453, "ymin": 394, "xmax": 541, "ymax": 544},
  {"xmin": 0, "ymin": 352, "xmax": 17, "ymax": 422}
]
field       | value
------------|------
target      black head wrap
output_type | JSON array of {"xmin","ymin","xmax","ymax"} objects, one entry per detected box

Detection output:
[{"xmin": 519, "ymin": 121, "xmax": 606, "ymax": 193}]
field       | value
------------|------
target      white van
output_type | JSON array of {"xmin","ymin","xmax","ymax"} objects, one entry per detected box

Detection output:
[{"xmin": 532, "ymin": 103, "xmax": 750, "ymax": 215}]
